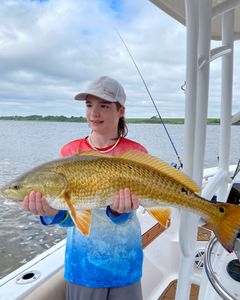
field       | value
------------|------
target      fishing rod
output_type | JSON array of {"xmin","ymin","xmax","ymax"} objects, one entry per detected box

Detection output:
[
  {"xmin": 114, "ymin": 27, "xmax": 183, "ymax": 169},
  {"xmin": 232, "ymin": 159, "xmax": 240, "ymax": 180}
]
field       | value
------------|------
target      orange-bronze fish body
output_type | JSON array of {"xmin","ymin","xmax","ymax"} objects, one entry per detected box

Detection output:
[{"xmin": 1, "ymin": 150, "xmax": 240, "ymax": 252}]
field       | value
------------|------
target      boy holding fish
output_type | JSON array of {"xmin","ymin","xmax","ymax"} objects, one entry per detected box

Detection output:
[
  {"xmin": 2, "ymin": 77, "xmax": 240, "ymax": 299},
  {"xmin": 23, "ymin": 76, "xmax": 147, "ymax": 300}
]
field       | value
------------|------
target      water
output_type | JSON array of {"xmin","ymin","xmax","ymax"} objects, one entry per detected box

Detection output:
[{"xmin": 0, "ymin": 120, "xmax": 239, "ymax": 279}]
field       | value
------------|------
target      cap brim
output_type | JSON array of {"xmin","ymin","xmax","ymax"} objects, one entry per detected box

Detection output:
[
  {"xmin": 74, "ymin": 92, "xmax": 118, "ymax": 103},
  {"xmin": 74, "ymin": 93, "xmax": 89, "ymax": 101}
]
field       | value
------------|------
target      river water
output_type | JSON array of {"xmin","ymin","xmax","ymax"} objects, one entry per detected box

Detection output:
[{"xmin": 0, "ymin": 120, "xmax": 239, "ymax": 279}]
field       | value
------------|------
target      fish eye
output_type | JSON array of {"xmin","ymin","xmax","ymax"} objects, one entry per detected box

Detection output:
[
  {"xmin": 13, "ymin": 185, "xmax": 20, "ymax": 190},
  {"xmin": 219, "ymin": 206, "xmax": 225, "ymax": 213}
]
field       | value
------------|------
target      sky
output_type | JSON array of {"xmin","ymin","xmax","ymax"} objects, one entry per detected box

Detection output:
[{"xmin": 0, "ymin": 0, "xmax": 239, "ymax": 118}]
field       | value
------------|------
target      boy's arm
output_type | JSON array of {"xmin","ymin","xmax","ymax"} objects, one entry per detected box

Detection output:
[{"xmin": 40, "ymin": 210, "xmax": 74, "ymax": 227}]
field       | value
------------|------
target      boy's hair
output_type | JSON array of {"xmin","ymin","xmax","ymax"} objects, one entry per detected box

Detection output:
[{"xmin": 116, "ymin": 102, "xmax": 128, "ymax": 138}]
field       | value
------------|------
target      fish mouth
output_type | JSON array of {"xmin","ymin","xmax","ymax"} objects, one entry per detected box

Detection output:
[
  {"xmin": 0, "ymin": 185, "xmax": 19, "ymax": 201},
  {"xmin": 0, "ymin": 190, "xmax": 21, "ymax": 201},
  {"xmin": 0, "ymin": 187, "xmax": 7, "ymax": 199}
]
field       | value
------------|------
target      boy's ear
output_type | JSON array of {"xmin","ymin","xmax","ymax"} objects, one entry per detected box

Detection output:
[{"xmin": 119, "ymin": 106, "xmax": 125, "ymax": 117}]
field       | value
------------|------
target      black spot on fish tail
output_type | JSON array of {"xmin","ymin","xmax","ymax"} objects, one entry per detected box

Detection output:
[{"xmin": 219, "ymin": 206, "xmax": 225, "ymax": 213}]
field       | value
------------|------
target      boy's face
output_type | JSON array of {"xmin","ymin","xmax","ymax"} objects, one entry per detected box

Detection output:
[{"xmin": 85, "ymin": 95, "xmax": 124, "ymax": 135}]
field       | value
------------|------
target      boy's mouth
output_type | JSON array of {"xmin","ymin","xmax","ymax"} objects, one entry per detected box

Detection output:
[{"xmin": 90, "ymin": 120, "xmax": 104, "ymax": 124}]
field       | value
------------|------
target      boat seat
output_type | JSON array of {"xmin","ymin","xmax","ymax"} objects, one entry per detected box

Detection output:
[{"xmin": 23, "ymin": 269, "xmax": 66, "ymax": 300}]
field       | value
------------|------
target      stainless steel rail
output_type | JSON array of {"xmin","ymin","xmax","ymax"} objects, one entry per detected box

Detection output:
[{"xmin": 204, "ymin": 237, "xmax": 237, "ymax": 300}]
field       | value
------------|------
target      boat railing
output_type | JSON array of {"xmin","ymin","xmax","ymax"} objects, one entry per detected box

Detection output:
[
  {"xmin": 202, "ymin": 165, "xmax": 237, "ymax": 184},
  {"xmin": 204, "ymin": 236, "xmax": 240, "ymax": 300}
]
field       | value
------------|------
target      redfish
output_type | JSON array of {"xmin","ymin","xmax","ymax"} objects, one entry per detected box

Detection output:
[{"xmin": 1, "ymin": 150, "xmax": 240, "ymax": 252}]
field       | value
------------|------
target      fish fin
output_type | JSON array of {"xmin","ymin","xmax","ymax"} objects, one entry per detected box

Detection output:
[
  {"xmin": 63, "ymin": 191, "xmax": 92, "ymax": 236},
  {"xmin": 74, "ymin": 150, "xmax": 200, "ymax": 192},
  {"xmin": 147, "ymin": 207, "xmax": 171, "ymax": 228},
  {"xmin": 207, "ymin": 203, "xmax": 240, "ymax": 252},
  {"xmin": 117, "ymin": 151, "xmax": 200, "ymax": 193},
  {"xmin": 72, "ymin": 210, "xmax": 92, "ymax": 236}
]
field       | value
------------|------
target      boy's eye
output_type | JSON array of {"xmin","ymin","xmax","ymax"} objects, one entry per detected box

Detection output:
[{"xmin": 101, "ymin": 105, "xmax": 109, "ymax": 108}]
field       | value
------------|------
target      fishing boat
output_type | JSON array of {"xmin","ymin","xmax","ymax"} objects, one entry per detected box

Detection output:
[{"xmin": 1, "ymin": 0, "xmax": 240, "ymax": 299}]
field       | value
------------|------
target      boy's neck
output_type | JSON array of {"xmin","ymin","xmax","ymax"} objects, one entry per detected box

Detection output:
[{"xmin": 89, "ymin": 133, "xmax": 119, "ymax": 148}]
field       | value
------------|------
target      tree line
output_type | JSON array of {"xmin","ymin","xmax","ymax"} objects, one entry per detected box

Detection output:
[{"xmin": 0, "ymin": 115, "xmax": 238, "ymax": 125}]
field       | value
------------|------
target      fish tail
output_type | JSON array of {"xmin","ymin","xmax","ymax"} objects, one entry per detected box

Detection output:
[{"xmin": 208, "ymin": 203, "xmax": 240, "ymax": 252}]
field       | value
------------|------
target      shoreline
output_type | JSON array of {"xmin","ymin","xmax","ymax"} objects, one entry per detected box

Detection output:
[{"xmin": 0, "ymin": 116, "xmax": 239, "ymax": 125}]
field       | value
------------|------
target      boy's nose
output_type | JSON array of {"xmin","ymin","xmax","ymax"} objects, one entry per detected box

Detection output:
[{"xmin": 92, "ymin": 107, "xmax": 100, "ymax": 116}]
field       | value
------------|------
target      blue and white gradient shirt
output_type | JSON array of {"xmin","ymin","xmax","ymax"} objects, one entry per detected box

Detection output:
[{"xmin": 40, "ymin": 137, "xmax": 147, "ymax": 287}]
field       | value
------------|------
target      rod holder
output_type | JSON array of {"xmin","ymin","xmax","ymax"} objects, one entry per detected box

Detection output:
[{"xmin": 16, "ymin": 270, "xmax": 41, "ymax": 285}]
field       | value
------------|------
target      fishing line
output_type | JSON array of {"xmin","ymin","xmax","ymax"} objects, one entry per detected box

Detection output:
[
  {"xmin": 114, "ymin": 27, "xmax": 183, "ymax": 169},
  {"xmin": 232, "ymin": 159, "xmax": 240, "ymax": 180}
]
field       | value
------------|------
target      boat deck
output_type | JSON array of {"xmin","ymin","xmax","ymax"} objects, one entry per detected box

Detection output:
[
  {"xmin": 159, "ymin": 280, "xmax": 199, "ymax": 300},
  {"xmin": 157, "ymin": 225, "xmax": 210, "ymax": 300}
]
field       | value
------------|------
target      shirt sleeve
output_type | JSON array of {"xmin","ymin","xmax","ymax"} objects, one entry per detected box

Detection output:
[
  {"xmin": 40, "ymin": 210, "xmax": 74, "ymax": 227},
  {"xmin": 60, "ymin": 145, "xmax": 70, "ymax": 157},
  {"xmin": 106, "ymin": 206, "xmax": 133, "ymax": 224}
]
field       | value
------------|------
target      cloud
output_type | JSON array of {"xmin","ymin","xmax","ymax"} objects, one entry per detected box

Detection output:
[{"xmin": 0, "ymin": 0, "xmax": 239, "ymax": 117}]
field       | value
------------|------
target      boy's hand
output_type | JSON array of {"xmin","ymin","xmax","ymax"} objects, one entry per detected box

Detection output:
[
  {"xmin": 23, "ymin": 191, "xmax": 58, "ymax": 216},
  {"xmin": 110, "ymin": 188, "xmax": 139, "ymax": 214}
]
